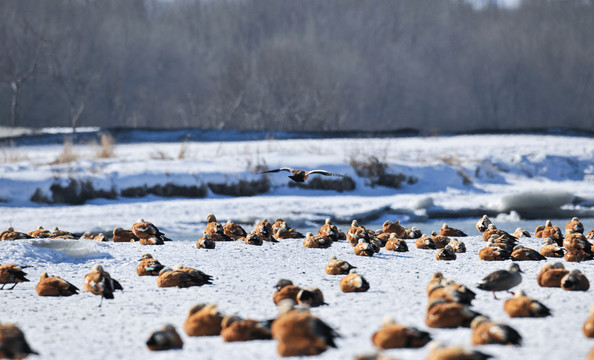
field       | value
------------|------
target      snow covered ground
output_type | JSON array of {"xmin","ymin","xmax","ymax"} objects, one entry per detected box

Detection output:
[{"xmin": 1, "ymin": 131, "xmax": 594, "ymax": 359}]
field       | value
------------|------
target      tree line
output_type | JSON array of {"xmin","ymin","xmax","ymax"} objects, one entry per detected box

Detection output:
[{"xmin": 0, "ymin": 0, "xmax": 592, "ymax": 133}]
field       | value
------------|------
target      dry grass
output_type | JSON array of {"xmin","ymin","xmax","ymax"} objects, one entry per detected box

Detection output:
[
  {"xmin": 0, "ymin": 141, "xmax": 29, "ymax": 163},
  {"xmin": 50, "ymin": 139, "xmax": 79, "ymax": 165},
  {"xmin": 178, "ymin": 141, "xmax": 189, "ymax": 159},
  {"xmin": 94, "ymin": 133, "xmax": 115, "ymax": 159}
]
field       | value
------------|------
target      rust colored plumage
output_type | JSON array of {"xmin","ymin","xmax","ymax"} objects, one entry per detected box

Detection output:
[
  {"xmin": 354, "ymin": 239, "xmax": 375, "ymax": 256},
  {"xmin": 303, "ymin": 232, "xmax": 331, "ymax": 249},
  {"xmin": 339, "ymin": 269, "xmax": 370, "ymax": 293},
  {"xmin": 325, "ymin": 256, "xmax": 356, "ymax": 275},
  {"xmin": 274, "ymin": 225, "xmax": 304, "ymax": 240},
  {"xmin": 273, "ymin": 279, "xmax": 302, "ymax": 305},
  {"xmin": 385, "ymin": 233, "xmax": 408, "ymax": 252},
  {"xmin": 271, "ymin": 303, "xmax": 339, "ymax": 357},
  {"xmin": 131, "ymin": 218, "xmax": 170, "ymax": 243},
  {"xmin": 565, "ymin": 217, "xmax": 584, "ymax": 234},
  {"xmin": 536, "ymin": 263, "xmax": 569, "ymax": 287},
  {"xmin": 0, "ymin": 263, "xmax": 30, "ymax": 290},
  {"xmin": 221, "ymin": 318, "xmax": 272, "ymax": 342},
  {"xmin": 425, "ymin": 299, "xmax": 482, "ymax": 328},
  {"xmin": 112, "ymin": 227, "xmax": 139, "ymax": 242},
  {"xmin": 137, "ymin": 254, "xmax": 165, "ymax": 276},
  {"xmin": 382, "ymin": 220, "xmax": 406, "ymax": 237},
  {"xmin": 83, "ymin": 264, "xmax": 123, "ymax": 305},
  {"xmin": 253, "ymin": 219, "xmax": 275, "ymax": 242},
  {"xmin": 426, "ymin": 345, "xmax": 492, "ymax": 360},
  {"xmin": 0, "ymin": 323, "xmax": 38, "ymax": 359},
  {"xmin": 431, "ymin": 231, "xmax": 450, "ymax": 249},
  {"xmin": 146, "ymin": 324, "xmax": 183, "ymax": 351},
  {"xmin": 435, "ymin": 245, "xmax": 457, "ymax": 261},
  {"xmin": 184, "ymin": 304, "xmax": 224, "ymax": 336},
  {"xmin": 510, "ymin": 245, "xmax": 546, "ymax": 261},
  {"xmin": 439, "ymin": 223, "xmax": 466, "ymax": 237},
  {"xmin": 416, "ymin": 235, "xmax": 436, "ymax": 250},
  {"xmin": 539, "ymin": 238, "xmax": 564, "ymax": 258},
  {"xmin": 28, "ymin": 225, "xmax": 51, "ymax": 238},
  {"xmin": 36, "ymin": 272, "xmax": 79, "ymax": 296},
  {"xmin": 157, "ymin": 266, "xmax": 213, "ymax": 288},
  {"xmin": 196, "ymin": 234, "xmax": 216, "ymax": 249},
  {"xmin": 478, "ymin": 246, "xmax": 510, "ymax": 261},
  {"xmin": 0, "ymin": 227, "xmax": 31, "ymax": 241},
  {"xmin": 371, "ymin": 317, "xmax": 431, "ymax": 349},
  {"xmin": 561, "ymin": 269, "xmax": 590, "ymax": 291},
  {"xmin": 503, "ymin": 290, "xmax": 551, "ymax": 318},
  {"xmin": 317, "ymin": 218, "xmax": 339, "ymax": 242},
  {"xmin": 475, "ymin": 215, "xmax": 491, "ymax": 233},
  {"xmin": 583, "ymin": 306, "xmax": 594, "ymax": 338},
  {"xmin": 223, "ymin": 220, "xmax": 247, "ymax": 240},
  {"xmin": 512, "ymin": 228, "xmax": 531, "ymax": 238},
  {"xmin": 470, "ymin": 316, "xmax": 522, "ymax": 346},
  {"xmin": 244, "ymin": 232, "xmax": 263, "ymax": 246}
]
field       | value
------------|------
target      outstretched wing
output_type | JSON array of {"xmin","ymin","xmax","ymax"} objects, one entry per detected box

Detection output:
[
  {"xmin": 259, "ymin": 168, "xmax": 293, "ymax": 174},
  {"xmin": 306, "ymin": 170, "xmax": 345, "ymax": 177}
]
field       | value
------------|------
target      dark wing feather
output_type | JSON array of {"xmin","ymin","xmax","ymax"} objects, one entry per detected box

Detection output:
[{"xmin": 259, "ymin": 168, "xmax": 293, "ymax": 174}]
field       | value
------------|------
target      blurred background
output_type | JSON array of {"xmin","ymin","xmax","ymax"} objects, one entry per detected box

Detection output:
[{"xmin": 1, "ymin": 0, "xmax": 593, "ymax": 133}]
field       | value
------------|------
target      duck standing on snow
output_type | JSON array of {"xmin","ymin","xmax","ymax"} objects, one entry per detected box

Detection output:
[
  {"xmin": 0, "ymin": 263, "xmax": 30, "ymax": 290},
  {"xmin": 477, "ymin": 263, "xmax": 522, "ymax": 299},
  {"xmin": 83, "ymin": 264, "xmax": 123, "ymax": 306},
  {"xmin": 260, "ymin": 167, "xmax": 345, "ymax": 183},
  {"xmin": 146, "ymin": 324, "xmax": 183, "ymax": 351}
]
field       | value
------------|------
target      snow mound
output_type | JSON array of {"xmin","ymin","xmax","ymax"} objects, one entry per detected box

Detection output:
[{"xmin": 0, "ymin": 239, "xmax": 112, "ymax": 264}]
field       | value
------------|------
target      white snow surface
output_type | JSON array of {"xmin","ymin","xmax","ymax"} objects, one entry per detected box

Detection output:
[{"xmin": 1, "ymin": 133, "xmax": 594, "ymax": 359}]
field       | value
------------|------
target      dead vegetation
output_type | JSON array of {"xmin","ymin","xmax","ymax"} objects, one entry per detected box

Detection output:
[
  {"xmin": 0, "ymin": 141, "xmax": 29, "ymax": 163},
  {"xmin": 94, "ymin": 133, "xmax": 115, "ymax": 159},
  {"xmin": 350, "ymin": 155, "xmax": 417, "ymax": 189},
  {"xmin": 50, "ymin": 139, "xmax": 79, "ymax": 165}
]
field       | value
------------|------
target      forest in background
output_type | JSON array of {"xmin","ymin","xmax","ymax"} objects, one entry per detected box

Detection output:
[{"xmin": 0, "ymin": 0, "xmax": 593, "ymax": 133}]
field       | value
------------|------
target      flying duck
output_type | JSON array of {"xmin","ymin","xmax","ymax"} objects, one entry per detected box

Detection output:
[{"xmin": 260, "ymin": 167, "xmax": 345, "ymax": 183}]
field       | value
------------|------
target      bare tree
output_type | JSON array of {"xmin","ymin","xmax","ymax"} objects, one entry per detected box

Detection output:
[{"xmin": 0, "ymin": 8, "xmax": 41, "ymax": 127}]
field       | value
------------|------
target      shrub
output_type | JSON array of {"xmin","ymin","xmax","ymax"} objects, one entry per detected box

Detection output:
[
  {"xmin": 288, "ymin": 176, "xmax": 356, "ymax": 192},
  {"xmin": 208, "ymin": 178, "xmax": 270, "ymax": 196}
]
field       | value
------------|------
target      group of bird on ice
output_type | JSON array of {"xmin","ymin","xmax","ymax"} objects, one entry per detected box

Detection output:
[{"xmin": 1, "ymin": 212, "xmax": 594, "ymax": 359}]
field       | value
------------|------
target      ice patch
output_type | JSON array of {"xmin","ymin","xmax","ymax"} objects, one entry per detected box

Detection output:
[{"xmin": 497, "ymin": 191, "xmax": 574, "ymax": 212}]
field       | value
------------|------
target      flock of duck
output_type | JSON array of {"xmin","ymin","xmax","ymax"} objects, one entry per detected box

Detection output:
[{"xmin": 1, "ymin": 215, "xmax": 594, "ymax": 359}]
